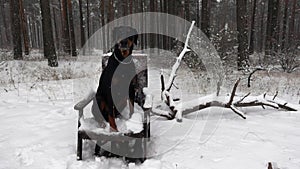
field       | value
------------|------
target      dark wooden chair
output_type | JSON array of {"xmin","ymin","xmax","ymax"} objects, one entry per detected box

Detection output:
[{"xmin": 74, "ymin": 53, "xmax": 151, "ymax": 161}]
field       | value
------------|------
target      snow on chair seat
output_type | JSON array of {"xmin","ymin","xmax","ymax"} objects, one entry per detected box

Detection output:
[{"xmin": 78, "ymin": 103, "xmax": 146, "ymax": 141}]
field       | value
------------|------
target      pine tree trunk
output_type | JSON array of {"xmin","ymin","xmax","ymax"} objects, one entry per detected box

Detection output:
[
  {"xmin": 106, "ymin": 0, "xmax": 110, "ymax": 50},
  {"xmin": 124, "ymin": 0, "xmax": 128, "ymax": 22},
  {"xmin": 32, "ymin": 2, "xmax": 39, "ymax": 49},
  {"xmin": 168, "ymin": 0, "xmax": 175, "ymax": 49},
  {"xmin": 61, "ymin": 0, "xmax": 71, "ymax": 54},
  {"xmin": 265, "ymin": 0, "xmax": 274, "ymax": 56},
  {"xmin": 40, "ymin": 0, "xmax": 58, "ymax": 67},
  {"xmin": 273, "ymin": 0, "xmax": 280, "ymax": 53},
  {"xmin": 67, "ymin": 0, "xmax": 76, "ymax": 56},
  {"xmin": 149, "ymin": 0, "xmax": 155, "ymax": 49},
  {"xmin": 196, "ymin": 0, "xmax": 200, "ymax": 28},
  {"xmin": 162, "ymin": 0, "xmax": 167, "ymax": 49},
  {"xmin": 36, "ymin": 21, "xmax": 41, "ymax": 49},
  {"xmin": 10, "ymin": 0, "xmax": 23, "ymax": 59},
  {"xmin": 145, "ymin": 0, "xmax": 150, "ymax": 49},
  {"xmin": 281, "ymin": 0, "xmax": 289, "ymax": 51},
  {"xmin": 201, "ymin": 0, "xmax": 211, "ymax": 38},
  {"xmin": 107, "ymin": 0, "xmax": 113, "ymax": 50},
  {"xmin": 184, "ymin": 0, "xmax": 190, "ymax": 22},
  {"xmin": 236, "ymin": 0, "xmax": 249, "ymax": 70},
  {"xmin": 86, "ymin": 0, "xmax": 90, "ymax": 39},
  {"xmin": 249, "ymin": 0, "xmax": 257, "ymax": 54},
  {"xmin": 219, "ymin": 0, "xmax": 229, "ymax": 58},
  {"xmin": 129, "ymin": 0, "xmax": 133, "ymax": 25},
  {"xmin": 155, "ymin": 0, "xmax": 160, "ymax": 52},
  {"xmin": 30, "ymin": 17, "xmax": 35, "ymax": 48},
  {"xmin": 100, "ymin": 0, "xmax": 106, "ymax": 52},
  {"xmin": 258, "ymin": 1, "xmax": 265, "ymax": 52},
  {"xmin": 129, "ymin": 0, "xmax": 133, "ymax": 14},
  {"xmin": 288, "ymin": 0, "xmax": 296, "ymax": 48},
  {"xmin": 0, "ymin": 2, "xmax": 10, "ymax": 49},
  {"xmin": 78, "ymin": 0, "xmax": 85, "ymax": 54},
  {"xmin": 19, "ymin": 0, "xmax": 29, "ymax": 55},
  {"xmin": 52, "ymin": 6, "xmax": 60, "ymax": 52},
  {"xmin": 265, "ymin": 0, "xmax": 279, "ymax": 58},
  {"xmin": 140, "ymin": 0, "xmax": 144, "ymax": 49},
  {"xmin": 158, "ymin": 0, "xmax": 164, "ymax": 50}
]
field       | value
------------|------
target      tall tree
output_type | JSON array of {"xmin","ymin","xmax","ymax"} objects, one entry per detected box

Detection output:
[
  {"xmin": 184, "ymin": 0, "xmax": 190, "ymax": 22},
  {"xmin": 288, "ymin": 0, "xmax": 296, "ymax": 48},
  {"xmin": 0, "ymin": 2, "xmax": 10, "ymax": 49},
  {"xmin": 195, "ymin": 0, "xmax": 200, "ymax": 28},
  {"xmin": 258, "ymin": 0, "xmax": 266, "ymax": 52},
  {"xmin": 236, "ymin": 0, "xmax": 249, "ymax": 69},
  {"xmin": 201, "ymin": 0, "xmax": 211, "ymax": 38},
  {"xmin": 249, "ymin": 0, "xmax": 257, "ymax": 54},
  {"xmin": 140, "ymin": 0, "xmax": 145, "ymax": 49},
  {"xmin": 52, "ymin": 0, "xmax": 61, "ymax": 52},
  {"xmin": 149, "ymin": 0, "xmax": 155, "ymax": 49},
  {"xmin": 86, "ymin": 0, "xmax": 90, "ymax": 39},
  {"xmin": 61, "ymin": 0, "xmax": 71, "ymax": 54},
  {"xmin": 40, "ymin": 0, "xmax": 58, "ymax": 67},
  {"xmin": 100, "ymin": 0, "xmax": 106, "ymax": 52},
  {"xmin": 19, "ymin": 0, "xmax": 30, "ymax": 55},
  {"xmin": 107, "ymin": 0, "xmax": 113, "ymax": 50},
  {"xmin": 273, "ymin": 0, "xmax": 281, "ymax": 53},
  {"xmin": 10, "ymin": 0, "xmax": 23, "ymax": 59},
  {"xmin": 78, "ymin": 0, "xmax": 86, "ymax": 54},
  {"xmin": 281, "ymin": 0, "xmax": 289, "ymax": 51},
  {"xmin": 123, "ymin": 0, "xmax": 128, "ymax": 18},
  {"xmin": 265, "ymin": 0, "xmax": 280, "ymax": 57},
  {"xmin": 155, "ymin": 0, "xmax": 160, "ymax": 51},
  {"xmin": 129, "ymin": 0, "xmax": 133, "ymax": 15},
  {"xmin": 67, "ymin": 0, "xmax": 76, "ymax": 56}
]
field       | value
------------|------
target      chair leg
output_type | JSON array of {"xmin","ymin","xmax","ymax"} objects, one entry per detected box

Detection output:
[
  {"xmin": 147, "ymin": 122, "xmax": 150, "ymax": 140},
  {"xmin": 77, "ymin": 133, "xmax": 83, "ymax": 160},
  {"xmin": 94, "ymin": 141, "xmax": 101, "ymax": 156},
  {"xmin": 142, "ymin": 137, "xmax": 147, "ymax": 162}
]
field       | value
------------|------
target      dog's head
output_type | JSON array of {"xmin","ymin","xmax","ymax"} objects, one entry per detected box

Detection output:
[
  {"xmin": 113, "ymin": 26, "xmax": 138, "ymax": 58},
  {"xmin": 116, "ymin": 36, "xmax": 136, "ymax": 58}
]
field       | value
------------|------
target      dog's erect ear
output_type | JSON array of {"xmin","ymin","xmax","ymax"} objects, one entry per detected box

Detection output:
[
  {"xmin": 132, "ymin": 34, "xmax": 138, "ymax": 45},
  {"xmin": 128, "ymin": 34, "xmax": 138, "ymax": 45}
]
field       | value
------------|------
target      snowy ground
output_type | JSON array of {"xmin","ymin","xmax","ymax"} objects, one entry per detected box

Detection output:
[{"xmin": 0, "ymin": 53, "xmax": 300, "ymax": 169}]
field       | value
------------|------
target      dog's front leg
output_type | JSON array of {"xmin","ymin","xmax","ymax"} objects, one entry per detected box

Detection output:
[
  {"xmin": 108, "ymin": 106, "xmax": 118, "ymax": 132},
  {"xmin": 129, "ymin": 98, "xmax": 134, "ymax": 116}
]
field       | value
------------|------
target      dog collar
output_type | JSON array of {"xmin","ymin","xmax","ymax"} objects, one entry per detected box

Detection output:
[{"xmin": 114, "ymin": 53, "xmax": 133, "ymax": 65}]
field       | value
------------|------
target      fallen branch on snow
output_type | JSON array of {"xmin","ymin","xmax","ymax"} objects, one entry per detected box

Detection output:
[{"xmin": 153, "ymin": 78, "xmax": 298, "ymax": 121}]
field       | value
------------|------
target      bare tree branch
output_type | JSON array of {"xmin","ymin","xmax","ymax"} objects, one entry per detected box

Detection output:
[
  {"xmin": 165, "ymin": 21, "xmax": 195, "ymax": 92},
  {"xmin": 248, "ymin": 67, "xmax": 265, "ymax": 87},
  {"xmin": 237, "ymin": 92, "xmax": 251, "ymax": 103},
  {"xmin": 227, "ymin": 78, "xmax": 240, "ymax": 106},
  {"xmin": 229, "ymin": 105, "xmax": 246, "ymax": 119},
  {"xmin": 272, "ymin": 91, "xmax": 278, "ymax": 100}
]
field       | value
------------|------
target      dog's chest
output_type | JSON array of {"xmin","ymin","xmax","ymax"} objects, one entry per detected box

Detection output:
[{"xmin": 111, "ymin": 63, "xmax": 135, "ymax": 86}]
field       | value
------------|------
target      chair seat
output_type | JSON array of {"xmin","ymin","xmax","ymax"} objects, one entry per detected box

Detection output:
[{"xmin": 79, "ymin": 109, "xmax": 145, "ymax": 142}]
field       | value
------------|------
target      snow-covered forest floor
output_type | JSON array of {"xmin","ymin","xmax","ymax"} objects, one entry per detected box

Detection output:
[{"xmin": 0, "ymin": 50, "xmax": 300, "ymax": 169}]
